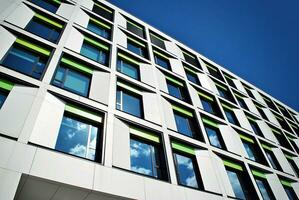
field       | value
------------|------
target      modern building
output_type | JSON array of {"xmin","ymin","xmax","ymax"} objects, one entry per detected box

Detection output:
[{"xmin": 0, "ymin": 0, "xmax": 299, "ymax": 199}]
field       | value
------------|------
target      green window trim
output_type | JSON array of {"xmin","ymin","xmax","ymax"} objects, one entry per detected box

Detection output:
[
  {"xmin": 247, "ymin": 115, "xmax": 257, "ymax": 122},
  {"xmin": 35, "ymin": 13, "xmax": 63, "ymax": 29},
  {"xmin": 239, "ymin": 134, "xmax": 254, "ymax": 144},
  {"xmin": 0, "ymin": 78, "xmax": 14, "ymax": 91},
  {"xmin": 222, "ymin": 103, "xmax": 234, "ymax": 111},
  {"xmin": 271, "ymin": 128, "xmax": 281, "ymax": 135},
  {"xmin": 61, "ymin": 57, "xmax": 93, "ymax": 74},
  {"xmin": 171, "ymin": 141, "xmax": 195, "ymax": 155},
  {"xmin": 261, "ymin": 144, "xmax": 272, "ymax": 151},
  {"xmin": 184, "ymin": 66, "xmax": 198, "ymax": 75},
  {"xmin": 202, "ymin": 117, "xmax": 218, "ymax": 128},
  {"xmin": 84, "ymin": 36, "xmax": 109, "ymax": 51},
  {"xmin": 224, "ymin": 74, "xmax": 234, "ymax": 80},
  {"xmin": 94, "ymin": 2, "xmax": 113, "ymax": 14},
  {"xmin": 52, "ymin": 0, "xmax": 61, "ymax": 5},
  {"xmin": 153, "ymin": 50, "xmax": 169, "ymax": 60},
  {"xmin": 275, "ymin": 114, "xmax": 284, "ymax": 121},
  {"xmin": 255, "ymin": 103, "xmax": 263, "ymax": 109},
  {"xmin": 118, "ymin": 52, "xmax": 140, "ymax": 66},
  {"xmin": 182, "ymin": 50, "xmax": 196, "ymax": 59},
  {"xmin": 65, "ymin": 104, "xmax": 102, "ymax": 123},
  {"xmin": 198, "ymin": 91, "xmax": 214, "ymax": 102},
  {"xmin": 117, "ymin": 81, "xmax": 142, "ymax": 95},
  {"xmin": 172, "ymin": 104, "xmax": 193, "ymax": 117},
  {"xmin": 215, "ymin": 82, "xmax": 227, "ymax": 91},
  {"xmin": 165, "ymin": 75, "xmax": 184, "ymax": 87},
  {"xmin": 205, "ymin": 63, "xmax": 218, "ymax": 72},
  {"xmin": 15, "ymin": 38, "xmax": 51, "ymax": 56},
  {"xmin": 280, "ymin": 180, "xmax": 293, "ymax": 188},
  {"xmin": 251, "ymin": 169, "xmax": 267, "ymax": 179},
  {"xmin": 285, "ymin": 154, "xmax": 293, "ymax": 160},
  {"xmin": 277, "ymin": 104, "xmax": 285, "ymax": 110},
  {"xmin": 130, "ymin": 126, "xmax": 160, "ymax": 143},
  {"xmin": 150, "ymin": 32, "xmax": 165, "ymax": 42},
  {"xmin": 127, "ymin": 20, "xmax": 143, "ymax": 31},
  {"xmin": 127, "ymin": 36, "xmax": 146, "ymax": 48},
  {"xmin": 90, "ymin": 17, "xmax": 111, "ymax": 30},
  {"xmin": 287, "ymin": 135, "xmax": 294, "ymax": 140},
  {"xmin": 243, "ymin": 84, "xmax": 252, "ymax": 91},
  {"xmin": 223, "ymin": 160, "xmax": 243, "ymax": 171},
  {"xmin": 290, "ymin": 124, "xmax": 298, "ymax": 129},
  {"xmin": 234, "ymin": 93, "xmax": 245, "ymax": 99}
]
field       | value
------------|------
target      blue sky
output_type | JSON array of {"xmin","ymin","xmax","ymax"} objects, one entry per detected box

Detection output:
[{"xmin": 110, "ymin": 0, "xmax": 299, "ymax": 112}]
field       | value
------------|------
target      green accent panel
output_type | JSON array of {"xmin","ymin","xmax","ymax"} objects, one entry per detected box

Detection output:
[
  {"xmin": 153, "ymin": 50, "xmax": 169, "ymax": 60},
  {"xmin": 222, "ymin": 103, "xmax": 234, "ymax": 111},
  {"xmin": 239, "ymin": 134, "xmax": 254, "ymax": 144},
  {"xmin": 224, "ymin": 74, "xmax": 234, "ymax": 80},
  {"xmin": 290, "ymin": 124, "xmax": 297, "ymax": 129},
  {"xmin": 65, "ymin": 104, "xmax": 102, "ymax": 123},
  {"xmin": 150, "ymin": 32, "xmax": 165, "ymax": 42},
  {"xmin": 0, "ymin": 79, "xmax": 14, "ymax": 91},
  {"xmin": 202, "ymin": 117, "xmax": 218, "ymax": 128},
  {"xmin": 287, "ymin": 135, "xmax": 294, "ymax": 140},
  {"xmin": 261, "ymin": 144, "xmax": 272, "ymax": 151},
  {"xmin": 271, "ymin": 128, "xmax": 281, "ymax": 135},
  {"xmin": 61, "ymin": 57, "xmax": 93, "ymax": 74},
  {"xmin": 263, "ymin": 97, "xmax": 271, "ymax": 102},
  {"xmin": 198, "ymin": 91, "xmax": 214, "ymax": 102},
  {"xmin": 127, "ymin": 36, "xmax": 146, "ymax": 47},
  {"xmin": 90, "ymin": 17, "xmax": 111, "ymax": 30},
  {"xmin": 117, "ymin": 81, "xmax": 141, "ymax": 95},
  {"xmin": 171, "ymin": 141, "xmax": 195, "ymax": 155},
  {"xmin": 182, "ymin": 50, "xmax": 195, "ymax": 59},
  {"xmin": 215, "ymin": 82, "xmax": 227, "ymax": 91},
  {"xmin": 280, "ymin": 180, "xmax": 292, "ymax": 187},
  {"xmin": 184, "ymin": 66, "xmax": 197, "ymax": 74},
  {"xmin": 127, "ymin": 20, "xmax": 143, "ymax": 30},
  {"xmin": 172, "ymin": 104, "xmax": 193, "ymax": 117},
  {"xmin": 130, "ymin": 126, "xmax": 160, "ymax": 143},
  {"xmin": 285, "ymin": 154, "xmax": 293, "ymax": 160},
  {"xmin": 52, "ymin": 0, "xmax": 61, "ymax": 4},
  {"xmin": 118, "ymin": 53, "xmax": 140, "ymax": 66},
  {"xmin": 84, "ymin": 36, "xmax": 109, "ymax": 51},
  {"xmin": 252, "ymin": 169, "xmax": 266, "ymax": 179},
  {"xmin": 223, "ymin": 160, "xmax": 243, "ymax": 171},
  {"xmin": 35, "ymin": 13, "xmax": 63, "ymax": 29},
  {"xmin": 94, "ymin": 2, "xmax": 113, "ymax": 13},
  {"xmin": 165, "ymin": 76, "xmax": 184, "ymax": 87},
  {"xmin": 15, "ymin": 38, "xmax": 51, "ymax": 56},
  {"xmin": 234, "ymin": 93, "xmax": 244, "ymax": 99},
  {"xmin": 243, "ymin": 84, "xmax": 252, "ymax": 91},
  {"xmin": 255, "ymin": 103, "xmax": 263, "ymax": 109},
  {"xmin": 275, "ymin": 114, "xmax": 283, "ymax": 121},
  {"xmin": 247, "ymin": 115, "xmax": 256, "ymax": 122},
  {"xmin": 206, "ymin": 63, "xmax": 218, "ymax": 72}
]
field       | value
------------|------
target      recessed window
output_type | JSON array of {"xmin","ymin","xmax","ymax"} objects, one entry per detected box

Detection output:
[
  {"xmin": 80, "ymin": 37, "xmax": 109, "ymax": 66},
  {"xmin": 150, "ymin": 32, "xmax": 165, "ymax": 49},
  {"xmin": 243, "ymin": 142, "xmax": 258, "ymax": 161},
  {"xmin": 166, "ymin": 76, "xmax": 189, "ymax": 102},
  {"xmin": 92, "ymin": 2, "xmax": 114, "ymax": 21},
  {"xmin": 285, "ymin": 155, "xmax": 299, "ymax": 177},
  {"xmin": 87, "ymin": 18, "xmax": 111, "ymax": 40},
  {"xmin": 222, "ymin": 105, "xmax": 239, "ymax": 126},
  {"xmin": 55, "ymin": 104, "xmax": 102, "ymax": 161},
  {"xmin": 26, "ymin": 13, "xmax": 63, "ymax": 43},
  {"xmin": 262, "ymin": 144, "xmax": 282, "ymax": 171},
  {"xmin": 154, "ymin": 50, "xmax": 170, "ymax": 70},
  {"xmin": 243, "ymin": 85, "xmax": 255, "ymax": 99},
  {"xmin": 127, "ymin": 37, "xmax": 147, "ymax": 58},
  {"xmin": 116, "ymin": 83, "xmax": 143, "ymax": 118},
  {"xmin": 52, "ymin": 57, "xmax": 92, "ymax": 97},
  {"xmin": 126, "ymin": 19, "xmax": 145, "ymax": 38},
  {"xmin": 235, "ymin": 94, "xmax": 248, "ymax": 110},
  {"xmin": 0, "ymin": 78, "xmax": 13, "ymax": 109},
  {"xmin": 247, "ymin": 117, "xmax": 263, "ymax": 137},
  {"xmin": 185, "ymin": 67, "xmax": 200, "ymax": 85},
  {"xmin": 282, "ymin": 181, "xmax": 298, "ymax": 200},
  {"xmin": 275, "ymin": 115, "xmax": 293, "ymax": 133},
  {"xmin": 262, "ymin": 95, "xmax": 279, "ymax": 112},
  {"xmin": 129, "ymin": 127, "xmax": 168, "ymax": 180},
  {"xmin": 255, "ymin": 104, "xmax": 268, "ymax": 121},
  {"xmin": 30, "ymin": 0, "xmax": 60, "ymax": 13},
  {"xmin": 1, "ymin": 38, "xmax": 51, "ymax": 79},
  {"xmin": 205, "ymin": 62, "xmax": 224, "ymax": 81},
  {"xmin": 0, "ymin": 91, "xmax": 8, "ymax": 109},
  {"xmin": 216, "ymin": 83, "xmax": 234, "ymax": 103},
  {"xmin": 224, "ymin": 74, "xmax": 237, "ymax": 89},
  {"xmin": 181, "ymin": 49, "xmax": 201, "ymax": 69},
  {"xmin": 252, "ymin": 170, "xmax": 275, "ymax": 200},
  {"xmin": 203, "ymin": 118, "xmax": 225, "ymax": 149},
  {"xmin": 172, "ymin": 141, "xmax": 202, "ymax": 189},
  {"xmin": 271, "ymin": 127, "xmax": 292, "ymax": 150},
  {"xmin": 117, "ymin": 53, "xmax": 140, "ymax": 80}
]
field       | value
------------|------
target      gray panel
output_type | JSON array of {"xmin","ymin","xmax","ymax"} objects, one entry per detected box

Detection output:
[
  {"xmin": 162, "ymin": 98, "xmax": 176, "ymax": 131},
  {"xmin": 64, "ymin": 27, "xmax": 84, "ymax": 53},
  {"xmin": 89, "ymin": 71, "xmax": 110, "ymax": 105},
  {"xmin": 0, "ymin": 86, "xmax": 37, "ymax": 138},
  {"xmin": 263, "ymin": 108, "xmax": 281, "ymax": 127},
  {"xmin": 170, "ymin": 59, "xmax": 185, "ymax": 77},
  {"xmin": 29, "ymin": 93, "xmax": 65, "ymax": 149},
  {"xmin": 164, "ymin": 41, "xmax": 184, "ymax": 59},
  {"xmin": 197, "ymin": 73, "xmax": 218, "ymax": 94},
  {"xmin": 266, "ymin": 174, "xmax": 289, "ymax": 200},
  {"xmin": 188, "ymin": 85, "xmax": 202, "ymax": 109},
  {"xmin": 251, "ymin": 90, "xmax": 266, "ymax": 105},
  {"xmin": 5, "ymin": 3, "xmax": 34, "ymax": 29},
  {"xmin": 234, "ymin": 109, "xmax": 253, "ymax": 131},
  {"xmin": 293, "ymin": 157, "xmax": 299, "ymax": 169},
  {"xmin": 143, "ymin": 92, "xmax": 161, "ymax": 125},
  {"xmin": 0, "ymin": 168, "xmax": 21, "ymax": 200},
  {"xmin": 0, "ymin": 26, "xmax": 16, "ymax": 60},
  {"xmin": 114, "ymin": 28, "xmax": 127, "ymax": 48},
  {"xmin": 292, "ymin": 182, "xmax": 299, "ymax": 199},
  {"xmin": 155, "ymin": 68, "xmax": 168, "ymax": 93},
  {"xmin": 233, "ymin": 79, "xmax": 247, "ymax": 94},
  {"xmin": 272, "ymin": 148, "xmax": 295, "ymax": 176},
  {"xmin": 244, "ymin": 98, "xmax": 260, "ymax": 116},
  {"xmin": 74, "ymin": 9, "xmax": 90, "ymax": 28},
  {"xmin": 140, "ymin": 64, "xmax": 155, "ymax": 87},
  {"xmin": 112, "ymin": 118, "xmax": 130, "ymax": 170},
  {"xmin": 219, "ymin": 125, "xmax": 245, "ymax": 156},
  {"xmin": 256, "ymin": 120, "xmax": 278, "ymax": 143},
  {"xmin": 56, "ymin": 3, "xmax": 75, "ymax": 19},
  {"xmin": 115, "ymin": 12, "xmax": 127, "ymax": 28}
]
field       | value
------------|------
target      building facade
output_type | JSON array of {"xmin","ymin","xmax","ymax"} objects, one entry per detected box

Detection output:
[{"xmin": 0, "ymin": 0, "xmax": 299, "ymax": 199}]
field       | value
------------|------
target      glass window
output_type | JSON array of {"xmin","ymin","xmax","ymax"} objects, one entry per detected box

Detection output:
[
  {"xmin": 80, "ymin": 42, "xmax": 108, "ymax": 65},
  {"xmin": 0, "ymin": 90, "xmax": 8, "ymax": 109},
  {"xmin": 186, "ymin": 71, "xmax": 200, "ymax": 85},
  {"xmin": 206, "ymin": 64, "xmax": 224, "ymax": 81},
  {"xmin": 245, "ymin": 87, "xmax": 255, "ymax": 99},
  {"xmin": 200, "ymin": 96, "xmax": 222, "ymax": 118},
  {"xmin": 127, "ymin": 39, "xmax": 147, "ymax": 58},
  {"xmin": 265, "ymin": 150, "xmax": 281, "ymax": 170},
  {"xmin": 150, "ymin": 32, "xmax": 165, "ymax": 49},
  {"xmin": 288, "ymin": 159, "xmax": 299, "ymax": 177},
  {"xmin": 1, "ymin": 45, "xmax": 47, "ymax": 79},
  {"xmin": 243, "ymin": 142, "xmax": 257, "ymax": 161},
  {"xmin": 205, "ymin": 126, "xmax": 224, "ymax": 149},
  {"xmin": 116, "ymin": 88, "xmax": 142, "ymax": 118},
  {"xmin": 174, "ymin": 112, "xmax": 195, "ymax": 138},
  {"xmin": 167, "ymin": 82, "xmax": 182, "ymax": 99},
  {"xmin": 217, "ymin": 86, "xmax": 234, "ymax": 103},
  {"xmin": 30, "ymin": 0, "xmax": 60, "ymax": 13},
  {"xmin": 284, "ymin": 186, "xmax": 298, "ymax": 200},
  {"xmin": 117, "ymin": 59, "xmax": 139, "ymax": 80},
  {"xmin": 237, "ymin": 97, "xmax": 248, "ymax": 110},
  {"xmin": 26, "ymin": 16, "xmax": 61, "ymax": 43},
  {"xmin": 92, "ymin": 3, "xmax": 113, "ymax": 21},
  {"xmin": 174, "ymin": 153, "xmax": 200, "ymax": 189},
  {"xmin": 226, "ymin": 77, "xmax": 236, "ymax": 88},
  {"xmin": 55, "ymin": 115, "xmax": 100, "ymax": 161},
  {"xmin": 249, "ymin": 121, "xmax": 263, "ymax": 137},
  {"xmin": 87, "ymin": 21, "xmax": 110, "ymax": 40},
  {"xmin": 255, "ymin": 178, "xmax": 275, "ymax": 200},
  {"xmin": 226, "ymin": 169, "xmax": 246, "ymax": 200},
  {"xmin": 154, "ymin": 54, "xmax": 170, "ymax": 70},
  {"xmin": 256, "ymin": 106, "xmax": 268, "ymax": 120},
  {"xmin": 52, "ymin": 65, "xmax": 91, "ymax": 97},
  {"xmin": 224, "ymin": 109, "xmax": 239, "ymax": 126},
  {"xmin": 127, "ymin": 20, "xmax": 145, "ymax": 38}
]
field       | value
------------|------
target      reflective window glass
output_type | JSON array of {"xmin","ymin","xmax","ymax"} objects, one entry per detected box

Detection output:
[
  {"xmin": 227, "ymin": 170, "xmax": 246, "ymax": 200},
  {"xmin": 243, "ymin": 142, "xmax": 257, "ymax": 161},
  {"xmin": 205, "ymin": 126, "xmax": 223, "ymax": 148},
  {"xmin": 116, "ymin": 89, "xmax": 142, "ymax": 118},
  {"xmin": 0, "ymin": 90, "xmax": 8, "ymax": 109},
  {"xmin": 30, "ymin": 0, "xmax": 59, "ymax": 13},
  {"xmin": 255, "ymin": 179, "xmax": 274, "ymax": 200},
  {"xmin": 154, "ymin": 54, "xmax": 170, "ymax": 70},
  {"xmin": 80, "ymin": 42, "xmax": 108, "ymax": 65},
  {"xmin": 87, "ymin": 21, "xmax": 110, "ymax": 39},
  {"xmin": 117, "ymin": 59, "xmax": 139, "ymax": 80},
  {"xmin": 174, "ymin": 113, "xmax": 194, "ymax": 137}
]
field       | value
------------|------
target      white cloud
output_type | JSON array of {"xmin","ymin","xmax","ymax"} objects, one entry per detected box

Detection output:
[
  {"xmin": 69, "ymin": 144, "xmax": 86, "ymax": 157},
  {"xmin": 176, "ymin": 155, "xmax": 194, "ymax": 170},
  {"xmin": 130, "ymin": 148, "xmax": 140, "ymax": 158},
  {"xmin": 186, "ymin": 175, "xmax": 198, "ymax": 188},
  {"xmin": 131, "ymin": 166, "xmax": 152, "ymax": 175}
]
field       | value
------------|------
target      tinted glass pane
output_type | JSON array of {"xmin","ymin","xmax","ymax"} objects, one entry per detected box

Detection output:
[
  {"xmin": 265, "ymin": 151, "xmax": 279, "ymax": 170},
  {"xmin": 92, "ymin": 5, "xmax": 113, "ymax": 21},
  {"xmin": 174, "ymin": 153, "xmax": 198, "ymax": 188},
  {"xmin": 87, "ymin": 22, "xmax": 110, "ymax": 39},
  {"xmin": 250, "ymin": 121, "xmax": 263, "ymax": 136},
  {"xmin": 130, "ymin": 139, "xmax": 157, "ymax": 177},
  {"xmin": 237, "ymin": 98, "xmax": 248, "ymax": 110},
  {"xmin": 30, "ymin": 0, "xmax": 59, "ymax": 13},
  {"xmin": 122, "ymin": 91, "xmax": 142, "ymax": 117},
  {"xmin": 174, "ymin": 113, "xmax": 193, "ymax": 137},
  {"xmin": 167, "ymin": 83, "xmax": 182, "ymax": 100},
  {"xmin": 55, "ymin": 116, "xmax": 98, "ymax": 160},
  {"xmin": 150, "ymin": 34, "xmax": 165, "ymax": 49},
  {"xmin": 243, "ymin": 142, "xmax": 256, "ymax": 161},
  {"xmin": 205, "ymin": 126, "xmax": 222, "ymax": 148},
  {"xmin": 201, "ymin": 99, "xmax": 215, "ymax": 114},
  {"xmin": 127, "ymin": 22, "xmax": 145, "ymax": 38},
  {"xmin": 81, "ymin": 43, "xmax": 107, "ymax": 65},
  {"xmin": 117, "ymin": 60, "xmax": 139, "ymax": 80},
  {"xmin": 155, "ymin": 55, "xmax": 170, "ymax": 69},
  {"xmin": 186, "ymin": 72, "xmax": 199, "ymax": 85},
  {"xmin": 225, "ymin": 110, "xmax": 238, "ymax": 125},
  {"xmin": 284, "ymin": 187, "xmax": 297, "ymax": 200},
  {"xmin": 227, "ymin": 170, "xmax": 246, "ymax": 200},
  {"xmin": 256, "ymin": 179, "xmax": 272, "ymax": 200},
  {"xmin": 26, "ymin": 18, "xmax": 60, "ymax": 43},
  {"xmin": 0, "ymin": 91, "xmax": 8, "ymax": 109},
  {"xmin": 127, "ymin": 41, "xmax": 145, "ymax": 57},
  {"xmin": 2, "ymin": 46, "xmax": 46, "ymax": 79}
]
